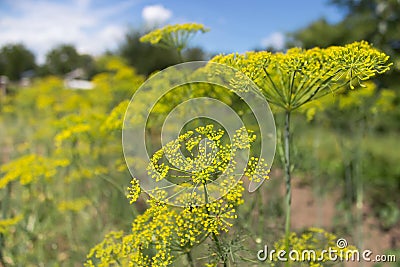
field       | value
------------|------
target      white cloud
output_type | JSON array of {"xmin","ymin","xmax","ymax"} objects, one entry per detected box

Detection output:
[
  {"xmin": 261, "ymin": 32, "xmax": 286, "ymax": 50},
  {"xmin": 142, "ymin": 5, "xmax": 172, "ymax": 27},
  {"xmin": 78, "ymin": 25, "xmax": 125, "ymax": 56},
  {"xmin": 0, "ymin": 0, "xmax": 135, "ymax": 64}
]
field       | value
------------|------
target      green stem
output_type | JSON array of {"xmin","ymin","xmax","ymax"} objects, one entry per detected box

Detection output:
[
  {"xmin": 177, "ymin": 49, "xmax": 184, "ymax": 63},
  {"xmin": 213, "ymin": 232, "xmax": 226, "ymax": 267},
  {"xmin": 356, "ymin": 170, "xmax": 363, "ymax": 250},
  {"xmin": 284, "ymin": 110, "xmax": 292, "ymax": 267},
  {"xmin": 0, "ymin": 184, "xmax": 12, "ymax": 267},
  {"xmin": 203, "ymin": 183, "xmax": 227, "ymax": 267},
  {"xmin": 187, "ymin": 251, "xmax": 195, "ymax": 267},
  {"xmin": 355, "ymin": 115, "xmax": 365, "ymax": 265}
]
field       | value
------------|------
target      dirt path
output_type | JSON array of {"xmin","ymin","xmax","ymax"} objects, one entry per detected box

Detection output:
[{"xmin": 290, "ymin": 180, "xmax": 399, "ymax": 266}]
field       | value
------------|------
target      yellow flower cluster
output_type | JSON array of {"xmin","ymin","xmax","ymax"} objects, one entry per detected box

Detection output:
[
  {"xmin": 145, "ymin": 125, "xmax": 269, "ymax": 204},
  {"xmin": 300, "ymin": 81, "xmax": 397, "ymax": 121},
  {"xmin": 86, "ymin": 124, "xmax": 256, "ymax": 266},
  {"xmin": 211, "ymin": 41, "xmax": 392, "ymax": 111},
  {"xmin": 100, "ymin": 100, "xmax": 129, "ymax": 132},
  {"xmin": 0, "ymin": 56, "xmax": 148, "ymax": 265},
  {"xmin": 57, "ymin": 197, "xmax": 91, "ymax": 212},
  {"xmin": 244, "ymin": 157, "xmax": 270, "ymax": 183},
  {"xmin": 87, "ymin": 181, "xmax": 245, "ymax": 266},
  {"xmin": 89, "ymin": 56, "xmax": 143, "ymax": 113},
  {"xmin": 373, "ymin": 89, "xmax": 396, "ymax": 113},
  {"xmin": 127, "ymin": 178, "xmax": 141, "ymax": 204},
  {"xmin": 64, "ymin": 166, "xmax": 108, "ymax": 183},
  {"xmin": 0, "ymin": 154, "xmax": 69, "ymax": 188},
  {"xmin": 0, "ymin": 214, "xmax": 23, "ymax": 234},
  {"xmin": 55, "ymin": 123, "xmax": 91, "ymax": 147},
  {"xmin": 140, "ymin": 23, "xmax": 209, "ymax": 51},
  {"xmin": 175, "ymin": 181, "xmax": 244, "ymax": 248},
  {"xmin": 85, "ymin": 230, "xmax": 132, "ymax": 267},
  {"xmin": 86, "ymin": 201, "xmax": 176, "ymax": 266}
]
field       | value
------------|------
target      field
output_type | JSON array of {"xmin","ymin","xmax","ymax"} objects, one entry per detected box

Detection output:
[{"xmin": 0, "ymin": 23, "xmax": 400, "ymax": 267}]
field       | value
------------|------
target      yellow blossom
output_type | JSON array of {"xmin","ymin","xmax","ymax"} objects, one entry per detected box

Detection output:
[
  {"xmin": 211, "ymin": 41, "xmax": 392, "ymax": 111},
  {"xmin": 0, "ymin": 215, "xmax": 23, "ymax": 234},
  {"xmin": 0, "ymin": 154, "xmax": 69, "ymax": 188},
  {"xmin": 127, "ymin": 178, "xmax": 141, "ymax": 204},
  {"xmin": 58, "ymin": 198, "xmax": 91, "ymax": 212},
  {"xmin": 140, "ymin": 23, "xmax": 209, "ymax": 51}
]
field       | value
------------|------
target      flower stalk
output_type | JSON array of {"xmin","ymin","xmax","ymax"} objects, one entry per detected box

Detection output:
[
  {"xmin": 186, "ymin": 250, "xmax": 195, "ymax": 267},
  {"xmin": 211, "ymin": 40, "xmax": 392, "ymax": 267},
  {"xmin": 283, "ymin": 110, "xmax": 292, "ymax": 266}
]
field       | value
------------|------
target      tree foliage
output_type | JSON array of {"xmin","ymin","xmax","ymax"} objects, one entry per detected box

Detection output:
[
  {"xmin": 0, "ymin": 43, "xmax": 36, "ymax": 81},
  {"xmin": 290, "ymin": 0, "xmax": 400, "ymax": 93},
  {"xmin": 292, "ymin": 0, "xmax": 400, "ymax": 52},
  {"xmin": 43, "ymin": 44, "xmax": 96, "ymax": 77},
  {"xmin": 119, "ymin": 30, "xmax": 205, "ymax": 76}
]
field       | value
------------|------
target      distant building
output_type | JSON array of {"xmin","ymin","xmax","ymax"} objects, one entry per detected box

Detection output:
[
  {"xmin": 64, "ymin": 79, "xmax": 94, "ymax": 90},
  {"xmin": 64, "ymin": 68, "xmax": 94, "ymax": 90},
  {"xmin": 20, "ymin": 70, "xmax": 35, "ymax": 87},
  {"xmin": 0, "ymin": 75, "xmax": 8, "ymax": 98}
]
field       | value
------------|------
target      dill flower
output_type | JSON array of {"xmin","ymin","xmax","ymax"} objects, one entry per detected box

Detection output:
[
  {"xmin": 211, "ymin": 41, "xmax": 392, "ymax": 111},
  {"xmin": 57, "ymin": 198, "xmax": 91, "ymax": 212},
  {"xmin": 54, "ymin": 123, "xmax": 91, "ymax": 147},
  {"xmin": 86, "ymin": 124, "xmax": 262, "ymax": 266},
  {"xmin": 0, "ymin": 215, "xmax": 23, "ymax": 234},
  {"xmin": 140, "ymin": 23, "xmax": 209, "ymax": 52},
  {"xmin": 144, "ymin": 125, "xmax": 270, "ymax": 205},
  {"xmin": 211, "ymin": 43, "xmax": 391, "ymax": 252},
  {"xmin": 86, "ymin": 182, "xmax": 246, "ymax": 266},
  {"xmin": 0, "ymin": 154, "xmax": 69, "ymax": 188},
  {"xmin": 300, "ymin": 81, "xmax": 397, "ymax": 121},
  {"xmin": 86, "ymin": 200, "xmax": 176, "ymax": 266},
  {"xmin": 100, "ymin": 100, "xmax": 129, "ymax": 132},
  {"xmin": 127, "ymin": 178, "xmax": 141, "ymax": 204}
]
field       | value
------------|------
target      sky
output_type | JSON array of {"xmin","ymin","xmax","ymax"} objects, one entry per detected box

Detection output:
[{"xmin": 0, "ymin": 0, "xmax": 345, "ymax": 64}]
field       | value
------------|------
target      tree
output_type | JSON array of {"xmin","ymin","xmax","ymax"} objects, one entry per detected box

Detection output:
[
  {"xmin": 288, "ymin": 18, "xmax": 362, "ymax": 48},
  {"xmin": 289, "ymin": 0, "xmax": 400, "ymax": 88},
  {"xmin": 44, "ymin": 44, "xmax": 95, "ymax": 77},
  {"xmin": 183, "ymin": 47, "xmax": 206, "ymax": 62},
  {"xmin": 0, "ymin": 44, "xmax": 36, "ymax": 81},
  {"xmin": 291, "ymin": 0, "xmax": 400, "ymax": 50},
  {"xmin": 118, "ymin": 30, "xmax": 205, "ymax": 76},
  {"xmin": 329, "ymin": 0, "xmax": 400, "ymax": 52}
]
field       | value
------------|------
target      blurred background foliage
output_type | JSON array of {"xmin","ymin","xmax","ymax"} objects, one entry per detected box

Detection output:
[{"xmin": 0, "ymin": 0, "xmax": 399, "ymax": 266}]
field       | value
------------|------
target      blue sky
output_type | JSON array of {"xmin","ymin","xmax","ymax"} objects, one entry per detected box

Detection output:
[{"xmin": 0, "ymin": 0, "xmax": 345, "ymax": 63}]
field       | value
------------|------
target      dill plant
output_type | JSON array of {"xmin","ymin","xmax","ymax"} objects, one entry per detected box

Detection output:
[
  {"xmin": 300, "ymin": 81, "xmax": 397, "ymax": 252},
  {"xmin": 86, "ymin": 23, "xmax": 273, "ymax": 266},
  {"xmin": 211, "ymin": 41, "xmax": 392, "ymax": 265},
  {"xmin": 86, "ymin": 125, "xmax": 270, "ymax": 266},
  {"xmin": 0, "ymin": 58, "xmax": 145, "ymax": 265},
  {"xmin": 270, "ymin": 228, "xmax": 358, "ymax": 266},
  {"xmin": 85, "ymin": 23, "xmax": 392, "ymax": 267},
  {"xmin": 140, "ymin": 23, "xmax": 209, "ymax": 61}
]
